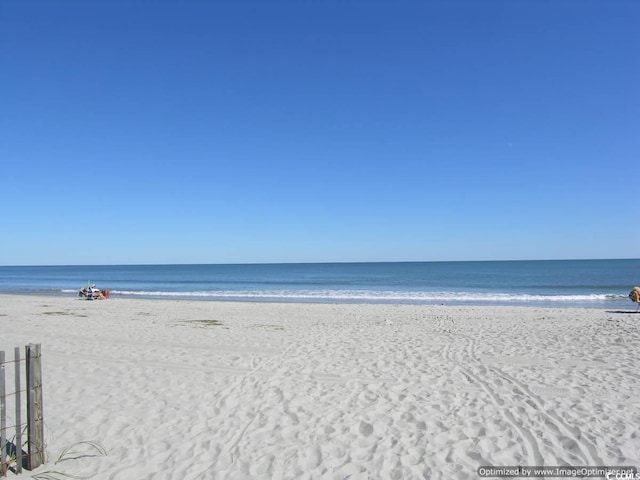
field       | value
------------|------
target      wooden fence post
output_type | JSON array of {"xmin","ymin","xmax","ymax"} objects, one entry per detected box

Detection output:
[
  {"xmin": 14, "ymin": 347, "xmax": 23, "ymax": 474},
  {"xmin": 0, "ymin": 350, "xmax": 6, "ymax": 477},
  {"xmin": 26, "ymin": 344, "xmax": 44, "ymax": 470}
]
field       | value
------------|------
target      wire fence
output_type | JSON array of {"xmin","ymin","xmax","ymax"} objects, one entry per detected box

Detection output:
[{"xmin": 0, "ymin": 344, "xmax": 44, "ymax": 477}]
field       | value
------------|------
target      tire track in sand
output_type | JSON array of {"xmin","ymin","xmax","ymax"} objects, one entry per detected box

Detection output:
[
  {"xmin": 460, "ymin": 332, "xmax": 603, "ymax": 467},
  {"xmin": 438, "ymin": 321, "xmax": 544, "ymax": 468}
]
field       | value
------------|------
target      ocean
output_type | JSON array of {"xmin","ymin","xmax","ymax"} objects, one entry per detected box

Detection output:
[{"xmin": 0, "ymin": 259, "xmax": 638, "ymax": 309}]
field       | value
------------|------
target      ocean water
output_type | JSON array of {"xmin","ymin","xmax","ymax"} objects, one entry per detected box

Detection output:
[{"xmin": 0, "ymin": 260, "xmax": 638, "ymax": 309}]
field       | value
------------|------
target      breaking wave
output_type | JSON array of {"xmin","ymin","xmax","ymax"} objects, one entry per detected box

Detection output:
[{"xmin": 69, "ymin": 289, "xmax": 628, "ymax": 306}]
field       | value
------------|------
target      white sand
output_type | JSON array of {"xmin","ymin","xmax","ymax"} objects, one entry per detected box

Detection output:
[{"xmin": 0, "ymin": 294, "xmax": 639, "ymax": 479}]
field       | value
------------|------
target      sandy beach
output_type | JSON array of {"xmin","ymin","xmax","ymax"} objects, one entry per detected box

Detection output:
[{"xmin": 0, "ymin": 294, "xmax": 638, "ymax": 479}]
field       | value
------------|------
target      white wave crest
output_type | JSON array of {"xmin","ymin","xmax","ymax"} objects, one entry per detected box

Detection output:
[{"xmin": 107, "ymin": 289, "xmax": 623, "ymax": 304}]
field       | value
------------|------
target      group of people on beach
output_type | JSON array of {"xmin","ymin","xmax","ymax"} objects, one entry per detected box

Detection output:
[{"xmin": 78, "ymin": 282, "xmax": 110, "ymax": 300}]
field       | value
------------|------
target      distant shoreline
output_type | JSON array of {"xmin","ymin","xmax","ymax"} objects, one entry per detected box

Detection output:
[{"xmin": 0, "ymin": 291, "xmax": 635, "ymax": 311}]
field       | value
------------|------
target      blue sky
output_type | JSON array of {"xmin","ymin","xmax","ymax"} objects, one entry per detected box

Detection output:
[{"xmin": 1, "ymin": 0, "xmax": 638, "ymax": 265}]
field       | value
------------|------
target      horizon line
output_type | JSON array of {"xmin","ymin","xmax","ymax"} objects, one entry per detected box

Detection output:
[{"xmin": 1, "ymin": 257, "xmax": 638, "ymax": 268}]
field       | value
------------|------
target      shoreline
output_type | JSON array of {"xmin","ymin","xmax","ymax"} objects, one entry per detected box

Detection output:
[
  {"xmin": 1, "ymin": 295, "xmax": 638, "ymax": 478},
  {"xmin": 0, "ymin": 291, "xmax": 634, "ymax": 310}
]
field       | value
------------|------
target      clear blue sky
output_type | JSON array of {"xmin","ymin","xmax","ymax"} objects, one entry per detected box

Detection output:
[{"xmin": 1, "ymin": 0, "xmax": 638, "ymax": 265}]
